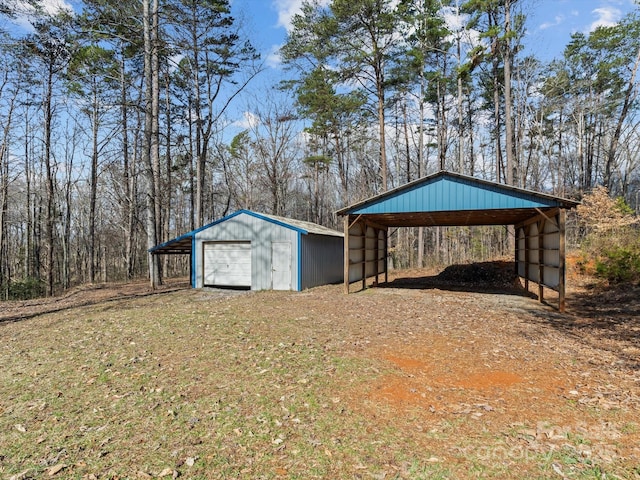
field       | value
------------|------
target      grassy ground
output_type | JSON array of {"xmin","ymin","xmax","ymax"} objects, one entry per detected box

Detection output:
[{"xmin": 1, "ymin": 272, "xmax": 639, "ymax": 479}]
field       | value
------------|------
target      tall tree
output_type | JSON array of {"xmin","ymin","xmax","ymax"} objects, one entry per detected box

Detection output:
[
  {"xmin": 0, "ymin": 32, "xmax": 20, "ymax": 298},
  {"xmin": 67, "ymin": 44, "xmax": 117, "ymax": 283},
  {"xmin": 169, "ymin": 0, "xmax": 260, "ymax": 226},
  {"xmin": 282, "ymin": 0, "xmax": 403, "ymax": 193},
  {"xmin": 79, "ymin": 0, "xmax": 144, "ymax": 281},
  {"xmin": 464, "ymin": 0, "xmax": 524, "ymax": 185},
  {"xmin": 23, "ymin": 14, "xmax": 72, "ymax": 295},
  {"xmin": 245, "ymin": 97, "xmax": 299, "ymax": 216},
  {"xmin": 142, "ymin": 0, "xmax": 161, "ymax": 288}
]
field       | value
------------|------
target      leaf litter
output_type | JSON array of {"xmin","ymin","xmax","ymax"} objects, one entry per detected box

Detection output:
[{"xmin": 0, "ymin": 268, "xmax": 639, "ymax": 478}]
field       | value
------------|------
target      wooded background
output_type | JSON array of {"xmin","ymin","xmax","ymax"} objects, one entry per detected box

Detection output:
[{"xmin": 1, "ymin": 0, "xmax": 639, "ymax": 299}]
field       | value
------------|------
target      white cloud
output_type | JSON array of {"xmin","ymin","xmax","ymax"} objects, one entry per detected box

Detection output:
[
  {"xmin": 234, "ymin": 111, "xmax": 260, "ymax": 129},
  {"xmin": 41, "ymin": 0, "xmax": 74, "ymax": 16},
  {"xmin": 588, "ymin": 6, "xmax": 622, "ymax": 31},
  {"xmin": 9, "ymin": 0, "xmax": 74, "ymax": 32},
  {"xmin": 272, "ymin": 0, "xmax": 330, "ymax": 32},
  {"xmin": 441, "ymin": 5, "xmax": 467, "ymax": 32},
  {"xmin": 539, "ymin": 15, "xmax": 565, "ymax": 30},
  {"xmin": 266, "ymin": 44, "xmax": 282, "ymax": 69}
]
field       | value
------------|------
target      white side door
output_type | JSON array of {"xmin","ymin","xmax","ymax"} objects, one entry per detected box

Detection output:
[{"xmin": 271, "ymin": 242, "xmax": 291, "ymax": 290}]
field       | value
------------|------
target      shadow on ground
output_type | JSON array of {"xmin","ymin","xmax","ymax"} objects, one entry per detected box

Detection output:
[
  {"xmin": 379, "ymin": 260, "xmax": 537, "ymax": 297},
  {"xmin": 0, "ymin": 280, "xmax": 191, "ymax": 325},
  {"xmin": 526, "ymin": 283, "xmax": 640, "ymax": 369}
]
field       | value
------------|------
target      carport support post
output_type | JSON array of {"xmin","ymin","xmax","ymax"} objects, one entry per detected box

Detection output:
[
  {"xmin": 150, "ymin": 253, "xmax": 158, "ymax": 289},
  {"xmin": 384, "ymin": 229, "xmax": 388, "ymax": 283},
  {"xmin": 559, "ymin": 210, "xmax": 566, "ymax": 313},
  {"xmin": 538, "ymin": 219, "xmax": 545, "ymax": 305},
  {"xmin": 361, "ymin": 224, "xmax": 367, "ymax": 291},
  {"xmin": 343, "ymin": 215, "xmax": 350, "ymax": 294},
  {"xmin": 523, "ymin": 224, "xmax": 530, "ymax": 291}
]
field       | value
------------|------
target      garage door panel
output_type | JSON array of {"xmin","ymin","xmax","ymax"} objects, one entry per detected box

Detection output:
[{"xmin": 204, "ymin": 242, "xmax": 251, "ymax": 287}]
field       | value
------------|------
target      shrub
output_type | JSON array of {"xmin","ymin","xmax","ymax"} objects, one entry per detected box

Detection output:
[
  {"xmin": 595, "ymin": 243, "xmax": 640, "ymax": 284},
  {"xmin": 576, "ymin": 186, "xmax": 640, "ymax": 285},
  {"xmin": 7, "ymin": 278, "xmax": 46, "ymax": 300}
]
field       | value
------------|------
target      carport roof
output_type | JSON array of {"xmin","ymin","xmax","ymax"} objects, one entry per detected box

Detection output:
[
  {"xmin": 336, "ymin": 171, "xmax": 579, "ymax": 227},
  {"xmin": 149, "ymin": 209, "xmax": 343, "ymax": 255}
]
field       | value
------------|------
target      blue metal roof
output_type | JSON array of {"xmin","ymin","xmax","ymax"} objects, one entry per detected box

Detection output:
[{"xmin": 337, "ymin": 171, "xmax": 579, "ymax": 227}]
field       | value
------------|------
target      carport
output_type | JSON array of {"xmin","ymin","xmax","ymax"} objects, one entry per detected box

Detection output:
[{"xmin": 336, "ymin": 171, "xmax": 579, "ymax": 311}]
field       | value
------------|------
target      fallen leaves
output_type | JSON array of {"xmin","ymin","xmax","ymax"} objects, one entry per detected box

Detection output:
[
  {"xmin": 47, "ymin": 464, "xmax": 67, "ymax": 476},
  {"xmin": 1, "ymin": 275, "xmax": 639, "ymax": 479}
]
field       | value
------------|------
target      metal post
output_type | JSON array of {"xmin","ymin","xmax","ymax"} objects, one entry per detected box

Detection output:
[
  {"xmin": 343, "ymin": 215, "xmax": 350, "ymax": 294},
  {"xmin": 558, "ymin": 210, "xmax": 566, "ymax": 312}
]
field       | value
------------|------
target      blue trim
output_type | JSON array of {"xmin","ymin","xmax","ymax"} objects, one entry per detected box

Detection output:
[
  {"xmin": 191, "ymin": 236, "xmax": 196, "ymax": 288},
  {"xmin": 148, "ymin": 230, "xmax": 195, "ymax": 252},
  {"xmin": 297, "ymin": 232, "xmax": 302, "ymax": 291}
]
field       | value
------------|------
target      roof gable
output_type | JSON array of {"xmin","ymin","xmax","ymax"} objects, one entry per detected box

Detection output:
[
  {"xmin": 149, "ymin": 209, "xmax": 342, "ymax": 254},
  {"xmin": 338, "ymin": 171, "xmax": 578, "ymax": 216}
]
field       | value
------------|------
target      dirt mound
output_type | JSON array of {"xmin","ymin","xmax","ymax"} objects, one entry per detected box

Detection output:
[
  {"xmin": 436, "ymin": 260, "xmax": 518, "ymax": 287},
  {"xmin": 384, "ymin": 260, "xmax": 522, "ymax": 292}
]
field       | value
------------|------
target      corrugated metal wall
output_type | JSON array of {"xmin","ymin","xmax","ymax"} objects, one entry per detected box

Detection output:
[
  {"xmin": 346, "ymin": 221, "xmax": 386, "ymax": 284},
  {"xmin": 516, "ymin": 214, "xmax": 561, "ymax": 290},
  {"xmin": 194, "ymin": 213, "xmax": 299, "ymax": 290},
  {"xmin": 300, "ymin": 234, "xmax": 344, "ymax": 289}
]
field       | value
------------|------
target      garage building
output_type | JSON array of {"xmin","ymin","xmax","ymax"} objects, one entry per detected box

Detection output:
[{"xmin": 150, "ymin": 210, "xmax": 344, "ymax": 291}]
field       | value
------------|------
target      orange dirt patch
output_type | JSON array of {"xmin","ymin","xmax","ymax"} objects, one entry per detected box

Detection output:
[
  {"xmin": 384, "ymin": 355, "xmax": 428, "ymax": 370},
  {"xmin": 455, "ymin": 370, "xmax": 523, "ymax": 389},
  {"xmin": 357, "ymin": 330, "xmax": 575, "ymax": 425}
]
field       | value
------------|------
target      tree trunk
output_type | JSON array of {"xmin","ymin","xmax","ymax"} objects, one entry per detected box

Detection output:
[
  {"xmin": 503, "ymin": 0, "xmax": 514, "ymax": 186},
  {"xmin": 437, "ymin": 79, "xmax": 447, "ymax": 170},
  {"xmin": 24, "ymin": 112, "xmax": 35, "ymax": 280},
  {"xmin": 120, "ymin": 47, "xmax": 135, "ymax": 280},
  {"xmin": 44, "ymin": 61, "xmax": 56, "ymax": 296},
  {"xmin": 0, "ymin": 138, "xmax": 8, "ymax": 300},
  {"xmin": 493, "ymin": 57, "xmax": 503, "ymax": 182},
  {"xmin": 605, "ymin": 45, "xmax": 640, "ymax": 188},
  {"xmin": 89, "ymin": 87, "xmax": 99, "ymax": 284},
  {"xmin": 143, "ymin": 0, "xmax": 161, "ymax": 288},
  {"xmin": 0, "ymin": 79, "xmax": 16, "ymax": 298},
  {"xmin": 163, "ymin": 74, "xmax": 172, "ymax": 277},
  {"xmin": 456, "ymin": 31, "xmax": 464, "ymax": 174},
  {"xmin": 377, "ymin": 76, "xmax": 387, "ymax": 191}
]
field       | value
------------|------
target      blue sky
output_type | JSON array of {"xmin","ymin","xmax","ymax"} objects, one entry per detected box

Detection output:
[
  {"xmin": 15, "ymin": 1, "xmax": 639, "ymax": 72},
  {"xmin": 234, "ymin": 0, "xmax": 639, "ymax": 68},
  {"xmin": 9, "ymin": 0, "xmax": 637, "ymax": 131}
]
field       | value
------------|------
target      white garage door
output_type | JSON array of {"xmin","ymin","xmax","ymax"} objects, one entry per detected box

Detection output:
[{"xmin": 203, "ymin": 242, "xmax": 251, "ymax": 288}]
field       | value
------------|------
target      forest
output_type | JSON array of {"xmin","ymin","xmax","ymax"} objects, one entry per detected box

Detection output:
[{"xmin": 0, "ymin": 0, "xmax": 639, "ymax": 299}]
